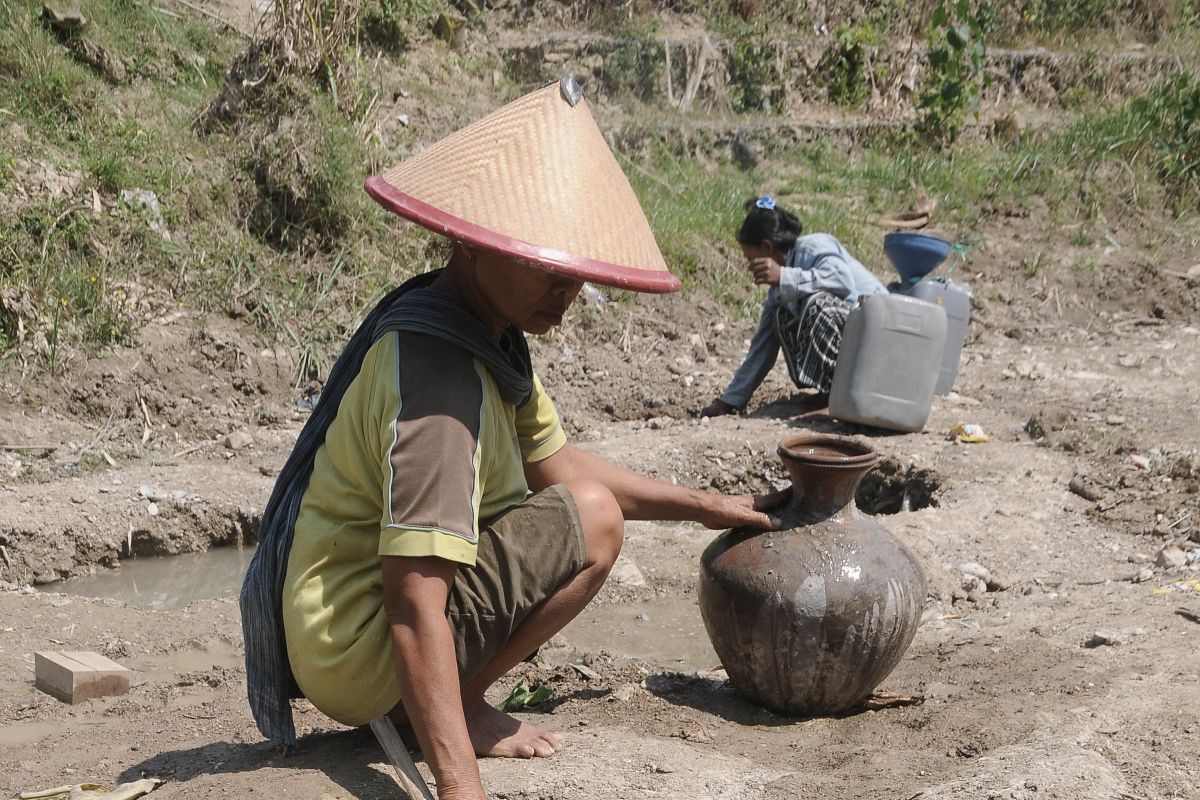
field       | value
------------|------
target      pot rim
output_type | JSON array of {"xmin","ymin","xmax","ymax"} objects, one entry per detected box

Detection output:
[{"xmin": 777, "ymin": 433, "xmax": 878, "ymax": 468}]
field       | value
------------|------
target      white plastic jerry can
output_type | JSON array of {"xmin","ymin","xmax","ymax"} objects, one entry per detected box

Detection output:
[
  {"xmin": 828, "ymin": 293, "xmax": 947, "ymax": 433},
  {"xmin": 893, "ymin": 278, "xmax": 971, "ymax": 395}
]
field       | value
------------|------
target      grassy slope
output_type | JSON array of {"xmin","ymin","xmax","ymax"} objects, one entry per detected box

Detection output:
[{"xmin": 1, "ymin": 0, "xmax": 1197, "ymax": 382}]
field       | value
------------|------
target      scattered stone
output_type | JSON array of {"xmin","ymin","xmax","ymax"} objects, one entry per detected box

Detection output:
[
  {"xmin": 611, "ymin": 683, "xmax": 641, "ymax": 702},
  {"xmin": 224, "ymin": 430, "xmax": 254, "ymax": 450},
  {"xmin": 959, "ymin": 562, "xmax": 990, "ymax": 582},
  {"xmin": 119, "ymin": 188, "xmax": 170, "ymax": 241},
  {"xmin": 1128, "ymin": 553, "xmax": 1151, "ymax": 564},
  {"xmin": 1127, "ymin": 454, "xmax": 1150, "ymax": 470},
  {"xmin": 652, "ymin": 762, "xmax": 677, "ymax": 774},
  {"xmin": 1105, "ymin": 415, "xmax": 1126, "ymax": 426},
  {"xmin": 1116, "ymin": 354, "xmax": 1139, "ymax": 368},
  {"xmin": 610, "ymin": 553, "xmax": 646, "ymax": 587},
  {"xmin": 1156, "ymin": 545, "xmax": 1187, "ymax": 569},
  {"xmin": 1083, "ymin": 631, "xmax": 1120, "ymax": 648},
  {"xmin": 985, "ymin": 573, "xmax": 1012, "ymax": 592},
  {"xmin": 397, "ymin": 113, "xmax": 410, "ymax": 127},
  {"xmin": 41, "ymin": 3, "xmax": 86, "ymax": 34},
  {"xmin": 146, "ymin": 502, "xmax": 159, "ymax": 517},
  {"xmin": 960, "ymin": 574, "xmax": 986, "ymax": 594},
  {"xmin": 635, "ymin": 612, "xmax": 650, "ymax": 621},
  {"xmin": 1068, "ymin": 474, "xmax": 1103, "ymax": 502},
  {"xmin": 1132, "ymin": 566, "xmax": 1155, "ymax": 583},
  {"xmin": 569, "ymin": 662, "xmax": 600, "ymax": 681},
  {"xmin": 137, "ymin": 484, "xmax": 164, "ymax": 501}
]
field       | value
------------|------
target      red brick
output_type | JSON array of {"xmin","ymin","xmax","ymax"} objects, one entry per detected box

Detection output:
[{"xmin": 34, "ymin": 650, "xmax": 130, "ymax": 703}]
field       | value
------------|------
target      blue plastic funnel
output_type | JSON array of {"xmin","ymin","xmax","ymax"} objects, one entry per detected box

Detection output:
[{"xmin": 883, "ymin": 232, "xmax": 952, "ymax": 283}]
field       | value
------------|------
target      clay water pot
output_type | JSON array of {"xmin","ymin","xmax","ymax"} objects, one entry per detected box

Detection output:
[{"xmin": 698, "ymin": 433, "xmax": 926, "ymax": 716}]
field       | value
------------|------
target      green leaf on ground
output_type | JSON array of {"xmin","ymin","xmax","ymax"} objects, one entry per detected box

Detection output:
[{"xmin": 498, "ymin": 679, "xmax": 556, "ymax": 713}]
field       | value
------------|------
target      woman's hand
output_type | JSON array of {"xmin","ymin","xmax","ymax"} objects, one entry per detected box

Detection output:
[
  {"xmin": 694, "ymin": 486, "xmax": 790, "ymax": 530},
  {"xmin": 748, "ymin": 257, "xmax": 781, "ymax": 287}
]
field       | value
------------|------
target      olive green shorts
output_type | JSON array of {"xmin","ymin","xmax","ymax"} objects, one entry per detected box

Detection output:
[{"xmin": 393, "ymin": 483, "xmax": 587, "ymax": 720}]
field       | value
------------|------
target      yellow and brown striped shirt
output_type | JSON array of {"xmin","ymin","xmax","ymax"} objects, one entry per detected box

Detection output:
[{"xmin": 281, "ymin": 331, "xmax": 565, "ymax": 725}]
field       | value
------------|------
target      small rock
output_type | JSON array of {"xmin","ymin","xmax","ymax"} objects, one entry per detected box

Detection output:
[
  {"xmin": 1156, "ymin": 544, "xmax": 1187, "ymax": 569},
  {"xmin": 1116, "ymin": 355, "xmax": 1139, "ymax": 368},
  {"xmin": 985, "ymin": 573, "xmax": 1012, "ymax": 592},
  {"xmin": 1187, "ymin": 264, "xmax": 1200, "ymax": 279},
  {"xmin": 1127, "ymin": 454, "xmax": 1150, "ymax": 470},
  {"xmin": 224, "ymin": 430, "xmax": 254, "ymax": 450},
  {"xmin": 569, "ymin": 663, "xmax": 600, "ymax": 681},
  {"xmin": 653, "ymin": 762, "xmax": 677, "ymax": 774},
  {"xmin": 1105, "ymin": 415, "xmax": 1126, "ymax": 426},
  {"xmin": 611, "ymin": 683, "xmax": 640, "ymax": 702},
  {"xmin": 635, "ymin": 612, "xmax": 650, "ymax": 621},
  {"xmin": 1083, "ymin": 630, "xmax": 1120, "ymax": 648},
  {"xmin": 71, "ymin": 495, "xmax": 86, "ymax": 504},
  {"xmin": 1128, "ymin": 553, "xmax": 1151, "ymax": 564},
  {"xmin": 610, "ymin": 554, "xmax": 646, "ymax": 587},
  {"xmin": 397, "ymin": 113, "xmax": 410, "ymax": 127},
  {"xmin": 146, "ymin": 502, "xmax": 159, "ymax": 516},
  {"xmin": 959, "ymin": 562, "xmax": 990, "ymax": 582},
  {"xmin": 960, "ymin": 574, "xmax": 986, "ymax": 594},
  {"xmin": 1133, "ymin": 566, "xmax": 1155, "ymax": 583},
  {"xmin": 137, "ymin": 484, "xmax": 163, "ymax": 501},
  {"xmin": 1068, "ymin": 474, "xmax": 1103, "ymax": 502}
]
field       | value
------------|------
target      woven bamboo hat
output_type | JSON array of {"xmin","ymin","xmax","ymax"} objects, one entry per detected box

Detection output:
[{"xmin": 365, "ymin": 77, "xmax": 680, "ymax": 293}]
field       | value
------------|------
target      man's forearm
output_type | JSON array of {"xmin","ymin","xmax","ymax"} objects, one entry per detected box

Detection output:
[
  {"xmin": 562, "ymin": 445, "xmax": 714, "ymax": 522},
  {"xmin": 390, "ymin": 611, "xmax": 482, "ymax": 797}
]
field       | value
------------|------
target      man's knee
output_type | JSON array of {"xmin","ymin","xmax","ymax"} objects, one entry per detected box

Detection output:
[{"xmin": 564, "ymin": 479, "xmax": 623, "ymax": 568}]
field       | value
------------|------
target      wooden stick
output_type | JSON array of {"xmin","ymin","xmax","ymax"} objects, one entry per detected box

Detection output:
[
  {"xmin": 369, "ymin": 716, "xmax": 435, "ymax": 800},
  {"xmin": 664, "ymin": 38, "xmax": 674, "ymax": 106}
]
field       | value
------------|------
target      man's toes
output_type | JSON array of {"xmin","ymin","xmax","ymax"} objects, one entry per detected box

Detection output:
[
  {"xmin": 541, "ymin": 731, "xmax": 564, "ymax": 751},
  {"xmin": 531, "ymin": 737, "xmax": 557, "ymax": 758}
]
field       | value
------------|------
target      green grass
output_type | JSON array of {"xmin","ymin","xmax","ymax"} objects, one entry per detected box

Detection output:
[{"xmin": 2, "ymin": 0, "xmax": 1198, "ymax": 377}]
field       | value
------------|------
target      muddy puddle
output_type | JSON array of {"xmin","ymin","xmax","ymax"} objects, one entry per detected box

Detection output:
[
  {"xmin": 42, "ymin": 548, "xmax": 718, "ymax": 670},
  {"xmin": 563, "ymin": 595, "xmax": 717, "ymax": 671},
  {"xmin": 41, "ymin": 546, "xmax": 254, "ymax": 610}
]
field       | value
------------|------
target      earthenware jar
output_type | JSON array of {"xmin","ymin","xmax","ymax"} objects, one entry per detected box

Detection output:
[{"xmin": 698, "ymin": 433, "xmax": 926, "ymax": 715}]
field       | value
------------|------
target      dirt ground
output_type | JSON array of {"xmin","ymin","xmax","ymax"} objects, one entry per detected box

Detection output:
[{"xmin": 3, "ymin": 216, "xmax": 1199, "ymax": 800}]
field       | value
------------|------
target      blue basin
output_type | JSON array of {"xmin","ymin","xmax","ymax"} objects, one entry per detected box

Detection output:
[{"xmin": 883, "ymin": 232, "xmax": 952, "ymax": 283}]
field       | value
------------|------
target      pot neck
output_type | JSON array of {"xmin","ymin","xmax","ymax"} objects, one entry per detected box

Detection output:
[
  {"xmin": 777, "ymin": 435, "xmax": 878, "ymax": 518},
  {"xmin": 784, "ymin": 461, "xmax": 873, "ymax": 517}
]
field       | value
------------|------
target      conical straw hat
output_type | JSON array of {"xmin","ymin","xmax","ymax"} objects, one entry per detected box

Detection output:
[{"xmin": 365, "ymin": 77, "xmax": 680, "ymax": 293}]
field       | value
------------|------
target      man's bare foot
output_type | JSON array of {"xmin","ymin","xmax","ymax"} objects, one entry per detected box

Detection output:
[{"xmin": 464, "ymin": 700, "xmax": 564, "ymax": 759}]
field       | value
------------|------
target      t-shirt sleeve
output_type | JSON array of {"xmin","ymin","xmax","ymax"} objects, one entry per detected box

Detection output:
[
  {"xmin": 515, "ymin": 372, "xmax": 566, "ymax": 463},
  {"xmin": 377, "ymin": 333, "xmax": 484, "ymax": 566}
]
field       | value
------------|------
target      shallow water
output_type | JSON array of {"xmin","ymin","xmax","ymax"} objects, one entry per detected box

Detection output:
[
  {"xmin": 564, "ymin": 595, "xmax": 717, "ymax": 671},
  {"xmin": 43, "ymin": 546, "xmax": 255, "ymax": 610},
  {"xmin": 44, "ymin": 548, "xmax": 718, "ymax": 670}
]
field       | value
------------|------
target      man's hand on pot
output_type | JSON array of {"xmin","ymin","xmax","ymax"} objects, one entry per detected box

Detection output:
[{"xmin": 695, "ymin": 487, "xmax": 789, "ymax": 531}]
